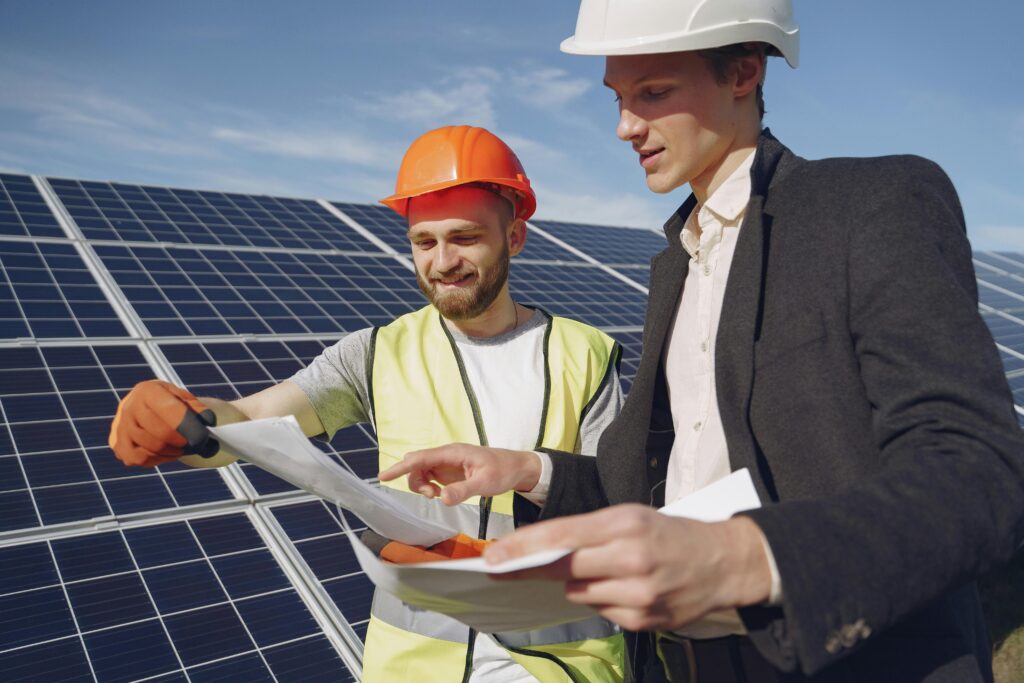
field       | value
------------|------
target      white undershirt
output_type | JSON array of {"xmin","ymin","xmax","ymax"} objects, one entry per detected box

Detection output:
[{"xmin": 449, "ymin": 315, "xmax": 546, "ymax": 683}]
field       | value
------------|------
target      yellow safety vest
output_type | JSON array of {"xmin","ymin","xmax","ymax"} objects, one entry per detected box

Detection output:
[{"xmin": 362, "ymin": 305, "xmax": 624, "ymax": 682}]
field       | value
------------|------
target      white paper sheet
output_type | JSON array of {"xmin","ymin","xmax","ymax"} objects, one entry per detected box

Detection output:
[
  {"xmin": 345, "ymin": 467, "xmax": 762, "ymax": 633},
  {"xmin": 210, "ymin": 417, "xmax": 764, "ymax": 634},
  {"xmin": 208, "ymin": 416, "xmax": 456, "ymax": 546}
]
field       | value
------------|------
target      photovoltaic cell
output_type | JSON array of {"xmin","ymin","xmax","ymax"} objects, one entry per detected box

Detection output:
[
  {"xmin": 0, "ymin": 240, "xmax": 127, "ymax": 339},
  {"xmin": 0, "ymin": 344, "xmax": 232, "ymax": 533},
  {"xmin": 0, "ymin": 174, "xmax": 65, "ymax": 239},
  {"xmin": 531, "ymin": 219, "xmax": 666, "ymax": 266},
  {"xmin": 271, "ymin": 500, "xmax": 373, "ymax": 643},
  {"xmin": 0, "ymin": 513, "xmax": 357, "ymax": 682},
  {"xmin": 95, "ymin": 243, "xmax": 424, "ymax": 336},
  {"xmin": 48, "ymin": 178, "xmax": 381, "ymax": 253},
  {"xmin": 511, "ymin": 263, "xmax": 648, "ymax": 328},
  {"xmin": 159, "ymin": 339, "xmax": 379, "ymax": 491}
]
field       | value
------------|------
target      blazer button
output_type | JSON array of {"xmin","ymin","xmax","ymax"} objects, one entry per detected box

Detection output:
[
  {"xmin": 649, "ymin": 457, "xmax": 658, "ymax": 468},
  {"xmin": 824, "ymin": 633, "xmax": 842, "ymax": 654}
]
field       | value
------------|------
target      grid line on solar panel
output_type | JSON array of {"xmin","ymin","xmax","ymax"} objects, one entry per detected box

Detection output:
[
  {"xmin": 268, "ymin": 500, "xmax": 372, "ymax": 643},
  {"xmin": 510, "ymin": 262, "xmax": 648, "ymax": 328},
  {"xmin": 158, "ymin": 339, "xmax": 378, "ymax": 492},
  {"xmin": 0, "ymin": 174, "xmax": 66, "ymax": 239},
  {"xmin": 0, "ymin": 239, "xmax": 128, "ymax": 340},
  {"xmin": 0, "ymin": 344, "xmax": 233, "ymax": 534},
  {"xmin": 46, "ymin": 177, "xmax": 383, "ymax": 254},
  {"xmin": 95, "ymin": 243, "xmax": 424, "ymax": 337},
  {"xmin": 0, "ymin": 512, "xmax": 357, "ymax": 681},
  {"xmin": 531, "ymin": 219, "xmax": 666, "ymax": 265}
]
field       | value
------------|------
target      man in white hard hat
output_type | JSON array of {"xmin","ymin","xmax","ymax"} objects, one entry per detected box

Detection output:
[{"xmin": 382, "ymin": 2, "xmax": 1024, "ymax": 682}]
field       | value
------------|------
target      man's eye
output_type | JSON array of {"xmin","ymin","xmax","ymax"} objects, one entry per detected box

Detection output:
[{"xmin": 645, "ymin": 88, "xmax": 669, "ymax": 99}]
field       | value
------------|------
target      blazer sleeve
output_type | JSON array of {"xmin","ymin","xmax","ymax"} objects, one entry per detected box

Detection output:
[{"xmin": 741, "ymin": 161, "xmax": 1024, "ymax": 675}]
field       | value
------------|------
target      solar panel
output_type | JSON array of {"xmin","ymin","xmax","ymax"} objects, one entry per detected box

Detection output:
[
  {"xmin": 49, "ymin": 178, "xmax": 380, "ymax": 253},
  {"xmin": 159, "ymin": 339, "xmax": 379, "ymax": 492},
  {"xmin": 511, "ymin": 263, "xmax": 648, "ymax": 328},
  {"xmin": 531, "ymin": 219, "xmax": 666, "ymax": 265},
  {"xmin": 95, "ymin": 244, "xmax": 423, "ymax": 336},
  {"xmin": 0, "ymin": 174, "xmax": 65, "ymax": 239},
  {"xmin": 0, "ymin": 512, "xmax": 358, "ymax": 681},
  {"xmin": 0, "ymin": 239, "xmax": 128, "ymax": 339},
  {"xmin": 269, "ymin": 500, "xmax": 374, "ymax": 643},
  {"xmin": 0, "ymin": 344, "xmax": 233, "ymax": 533}
]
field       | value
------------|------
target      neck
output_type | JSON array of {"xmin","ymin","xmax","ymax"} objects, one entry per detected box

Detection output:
[
  {"xmin": 446, "ymin": 288, "xmax": 520, "ymax": 338},
  {"xmin": 691, "ymin": 122, "xmax": 760, "ymax": 205}
]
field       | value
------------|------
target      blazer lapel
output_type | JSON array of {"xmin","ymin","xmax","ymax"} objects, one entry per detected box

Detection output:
[{"xmin": 715, "ymin": 195, "xmax": 770, "ymax": 498}]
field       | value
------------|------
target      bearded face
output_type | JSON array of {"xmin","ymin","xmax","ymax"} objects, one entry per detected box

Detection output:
[{"xmin": 415, "ymin": 238, "xmax": 510, "ymax": 320}]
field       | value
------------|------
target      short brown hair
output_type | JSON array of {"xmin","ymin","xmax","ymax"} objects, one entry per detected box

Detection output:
[{"xmin": 698, "ymin": 43, "xmax": 767, "ymax": 121}]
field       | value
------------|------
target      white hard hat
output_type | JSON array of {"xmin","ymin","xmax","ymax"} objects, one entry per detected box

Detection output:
[{"xmin": 561, "ymin": 0, "xmax": 799, "ymax": 68}]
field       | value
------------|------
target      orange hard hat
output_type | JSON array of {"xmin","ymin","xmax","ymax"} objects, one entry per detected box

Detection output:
[{"xmin": 380, "ymin": 125, "xmax": 536, "ymax": 221}]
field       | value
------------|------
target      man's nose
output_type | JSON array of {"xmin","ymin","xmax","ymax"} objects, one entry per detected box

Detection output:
[{"xmin": 617, "ymin": 106, "xmax": 647, "ymax": 143}]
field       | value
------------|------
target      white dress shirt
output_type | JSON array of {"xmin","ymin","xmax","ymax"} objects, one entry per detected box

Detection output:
[{"xmin": 530, "ymin": 150, "xmax": 781, "ymax": 639}]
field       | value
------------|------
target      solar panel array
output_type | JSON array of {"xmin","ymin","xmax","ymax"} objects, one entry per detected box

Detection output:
[{"xmin": 1, "ymin": 171, "xmax": 1020, "ymax": 681}]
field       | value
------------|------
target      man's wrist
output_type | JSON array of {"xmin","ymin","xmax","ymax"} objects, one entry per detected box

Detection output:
[
  {"xmin": 513, "ymin": 449, "xmax": 543, "ymax": 492},
  {"xmin": 720, "ymin": 516, "xmax": 774, "ymax": 608}
]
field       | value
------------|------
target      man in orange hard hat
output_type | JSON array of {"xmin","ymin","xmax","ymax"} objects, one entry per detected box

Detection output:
[
  {"xmin": 109, "ymin": 125, "xmax": 626, "ymax": 682},
  {"xmin": 377, "ymin": 1, "xmax": 1024, "ymax": 682}
]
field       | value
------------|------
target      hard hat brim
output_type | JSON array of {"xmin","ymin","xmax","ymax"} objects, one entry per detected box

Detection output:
[{"xmin": 560, "ymin": 23, "xmax": 799, "ymax": 69}]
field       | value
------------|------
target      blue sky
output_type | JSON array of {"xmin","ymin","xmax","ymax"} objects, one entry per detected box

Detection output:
[{"xmin": 0, "ymin": 1, "xmax": 1021, "ymax": 249}]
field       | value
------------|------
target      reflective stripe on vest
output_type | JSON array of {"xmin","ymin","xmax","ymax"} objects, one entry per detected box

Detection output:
[{"xmin": 364, "ymin": 305, "xmax": 623, "ymax": 682}]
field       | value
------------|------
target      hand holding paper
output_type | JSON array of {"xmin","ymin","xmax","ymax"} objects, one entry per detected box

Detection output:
[{"xmin": 481, "ymin": 470, "xmax": 772, "ymax": 634}]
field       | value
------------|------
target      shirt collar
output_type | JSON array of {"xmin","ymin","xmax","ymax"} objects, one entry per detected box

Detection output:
[{"xmin": 680, "ymin": 150, "xmax": 756, "ymax": 259}]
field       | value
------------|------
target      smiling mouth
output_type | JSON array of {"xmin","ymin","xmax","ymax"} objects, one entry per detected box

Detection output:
[
  {"xmin": 639, "ymin": 148, "xmax": 663, "ymax": 168},
  {"xmin": 435, "ymin": 273, "xmax": 475, "ymax": 287}
]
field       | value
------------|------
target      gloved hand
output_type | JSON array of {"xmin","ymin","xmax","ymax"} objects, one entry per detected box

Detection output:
[
  {"xmin": 361, "ymin": 529, "xmax": 492, "ymax": 564},
  {"xmin": 109, "ymin": 380, "xmax": 218, "ymax": 467}
]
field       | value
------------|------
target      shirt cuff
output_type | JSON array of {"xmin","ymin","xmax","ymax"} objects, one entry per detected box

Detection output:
[
  {"xmin": 516, "ymin": 451, "xmax": 552, "ymax": 506},
  {"xmin": 754, "ymin": 526, "xmax": 784, "ymax": 605}
]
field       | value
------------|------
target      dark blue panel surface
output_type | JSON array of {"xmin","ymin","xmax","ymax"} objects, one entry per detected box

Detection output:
[
  {"xmin": 0, "ymin": 343, "xmax": 232, "ymax": 533},
  {"xmin": 271, "ymin": 500, "xmax": 372, "ymax": 638},
  {"xmin": 0, "ymin": 240, "xmax": 127, "ymax": 339},
  {"xmin": 264, "ymin": 635, "xmax": 356, "ymax": 682},
  {"xmin": 0, "ymin": 174, "xmax": 64, "ymax": 238},
  {"xmin": 610, "ymin": 329, "xmax": 643, "ymax": 394},
  {"xmin": 48, "ymin": 177, "xmax": 383, "ymax": 253},
  {"xmin": 98, "ymin": 243, "xmax": 423, "ymax": 335},
  {"xmin": 510, "ymin": 263, "xmax": 648, "ymax": 328},
  {"xmin": 531, "ymin": 219, "xmax": 666, "ymax": 265}
]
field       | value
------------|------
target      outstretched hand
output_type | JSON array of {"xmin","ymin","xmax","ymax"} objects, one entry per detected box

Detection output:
[{"xmin": 378, "ymin": 443, "xmax": 541, "ymax": 506}]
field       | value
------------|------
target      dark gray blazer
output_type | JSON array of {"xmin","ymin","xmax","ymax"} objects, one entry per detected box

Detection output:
[{"xmin": 529, "ymin": 130, "xmax": 1024, "ymax": 682}]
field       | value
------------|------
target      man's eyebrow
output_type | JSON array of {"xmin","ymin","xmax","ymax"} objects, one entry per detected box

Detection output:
[
  {"xmin": 603, "ymin": 74, "xmax": 659, "ymax": 90},
  {"xmin": 406, "ymin": 224, "xmax": 482, "ymax": 239}
]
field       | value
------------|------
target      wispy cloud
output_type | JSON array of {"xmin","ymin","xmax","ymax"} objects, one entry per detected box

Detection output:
[
  {"xmin": 0, "ymin": 59, "xmax": 215, "ymax": 159},
  {"xmin": 211, "ymin": 127, "xmax": 402, "ymax": 170},
  {"xmin": 511, "ymin": 67, "xmax": 591, "ymax": 109},
  {"xmin": 358, "ymin": 68, "xmax": 500, "ymax": 129}
]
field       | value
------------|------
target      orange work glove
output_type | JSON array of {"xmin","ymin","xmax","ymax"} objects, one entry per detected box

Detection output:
[
  {"xmin": 362, "ymin": 530, "xmax": 492, "ymax": 564},
  {"xmin": 109, "ymin": 380, "xmax": 218, "ymax": 467}
]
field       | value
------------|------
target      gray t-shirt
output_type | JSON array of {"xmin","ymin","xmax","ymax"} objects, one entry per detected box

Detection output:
[{"xmin": 290, "ymin": 309, "xmax": 622, "ymax": 455}]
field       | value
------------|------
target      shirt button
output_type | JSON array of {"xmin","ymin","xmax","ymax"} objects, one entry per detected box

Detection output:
[
  {"xmin": 700, "ymin": 341, "xmax": 708, "ymax": 352},
  {"xmin": 693, "ymin": 421, "xmax": 702, "ymax": 431},
  {"xmin": 703, "ymin": 265, "xmax": 711, "ymax": 276}
]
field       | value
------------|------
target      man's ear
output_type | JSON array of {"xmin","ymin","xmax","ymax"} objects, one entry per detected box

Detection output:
[
  {"xmin": 508, "ymin": 218, "xmax": 527, "ymax": 257},
  {"xmin": 732, "ymin": 51, "xmax": 765, "ymax": 99}
]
